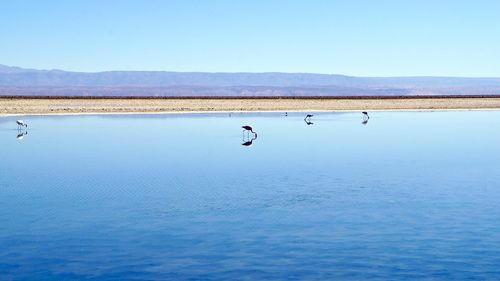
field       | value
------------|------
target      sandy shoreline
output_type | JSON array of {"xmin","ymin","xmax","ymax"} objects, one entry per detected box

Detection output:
[{"xmin": 1, "ymin": 97, "xmax": 500, "ymax": 116}]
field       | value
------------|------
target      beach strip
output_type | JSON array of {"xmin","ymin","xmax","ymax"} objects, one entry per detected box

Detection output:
[{"xmin": 2, "ymin": 96, "xmax": 500, "ymax": 115}]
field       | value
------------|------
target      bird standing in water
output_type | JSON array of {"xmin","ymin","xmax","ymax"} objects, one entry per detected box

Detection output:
[
  {"xmin": 304, "ymin": 114, "xmax": 314, "ymax": 125},
  {"xmin": 16, "ymin": 120, "xmax": 28, "ymax": 129},
  {"xmin": 362, "ymin": 112, "xmax": 370, "ymax": 125},
  {"xmin": 242, "ymin": 125, "xmax": 257, "ymax": 138}
]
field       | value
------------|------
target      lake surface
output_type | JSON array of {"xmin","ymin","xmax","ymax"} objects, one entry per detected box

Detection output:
[{"xmin": 1, "ymin": 111, "xmax": 500, "ymax": 280}]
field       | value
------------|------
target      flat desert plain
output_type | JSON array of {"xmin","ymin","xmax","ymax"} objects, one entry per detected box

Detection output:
[{"xmin": 2, "ymin": 97, "xmax": 500, "ymax": 115}]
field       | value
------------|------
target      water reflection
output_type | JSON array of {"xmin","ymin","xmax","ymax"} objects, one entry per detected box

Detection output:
[
  {"xmin": 362, "ymin": 111, "xmax": 370, "ymax": 125},
  {"xmin": 242, "ymin": 133, "xmax": 258, "ymax": 146},
  {"xmin": 16, "ymin": 130, "xmax": 28, "ymax": 140},
  {"xmin": 242, "ymin": 125, "xmax": 258, "ymax": 146},
  {"xmin": 304, "ymin": 114, "xmax": 314, "ymax": 125},
  {"xmin": 2, "ymin": 111, "xmax": 500, "ymax": 280}
]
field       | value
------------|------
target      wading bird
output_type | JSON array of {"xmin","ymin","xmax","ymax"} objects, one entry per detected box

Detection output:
[
  {"xmin": 242, "ymin": 125, "xmax": 257, "ymax": 138},
  {"xmin": 16, "ymin": 120, "xmax": 28, "ymax": 129},
  {"xmin": 362, "ymin": 111, "xmax": 369, "ymax": 125},
  {"xmin": 304, "ymin": 114, "xmax": 314, "ymax": 125}
]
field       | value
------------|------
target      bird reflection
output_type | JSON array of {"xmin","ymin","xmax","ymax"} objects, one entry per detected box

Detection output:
[
  {"xmin": 242, "ymin": 133, "xmax": 258, "ymax": 146},
  {"xmin": 304, "ymin": 114, "xmax": 314, "ymax": 125},
  {"xmin": 16, "ymin": 131, "xmax": 28, "ymax": 140},
  {"xmin": 241, "ymin": 125, "xmax": 258, "ymax": 147},
  {"xmin": 362, "ymin": 111, "xmax": 370, "ymax": 125}
]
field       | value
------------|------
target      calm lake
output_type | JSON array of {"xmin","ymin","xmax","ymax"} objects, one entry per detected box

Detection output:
[{"xmin": 1, "ymin": 111, "xmax": 500, "ymax": 280}]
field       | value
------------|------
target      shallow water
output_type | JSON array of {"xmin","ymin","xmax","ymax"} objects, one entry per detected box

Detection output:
[{"xmin": 1, "ymin": 111, "xmax": 500, "ymax": 280}]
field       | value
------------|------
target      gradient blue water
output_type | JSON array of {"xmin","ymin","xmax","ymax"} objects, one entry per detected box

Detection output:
[{"xmin": 1, "ymin": 111, "xmax": 500, "ymax": 280}]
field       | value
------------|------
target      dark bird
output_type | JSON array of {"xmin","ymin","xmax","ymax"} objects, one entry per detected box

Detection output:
[
  {"xmin": 242, "ymin": 125, "xmax": 257, "ymax": 139},
  {"xmin": 362, "ymin": 111, "xmax": 369, "ymax": 125},
  {"xmin": 242, "ymin": 125, "xmax": 256, "ymax": 134},
  {"xmin": 16, "ymin": 120, "xmax": 28, "ymax": 129},
  {"xmin": 304, "ymin": 114, "xmax": 314, "ymax": 125}
]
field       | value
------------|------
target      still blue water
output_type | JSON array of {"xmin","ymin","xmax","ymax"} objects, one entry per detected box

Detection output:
[{"xmin": 1, "ymin": 111, "xmax": 500, "ymax": 280}]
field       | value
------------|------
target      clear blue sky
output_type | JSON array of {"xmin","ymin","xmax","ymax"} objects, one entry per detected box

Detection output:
[{"xmin": 1, "ymin": 0, "xmax": 499, "ymax": 76}]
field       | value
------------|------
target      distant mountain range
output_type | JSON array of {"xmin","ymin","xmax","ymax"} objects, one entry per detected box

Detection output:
[{"xmin": 1, "ymin": 64, "xmax": 499, "ymax": 97}]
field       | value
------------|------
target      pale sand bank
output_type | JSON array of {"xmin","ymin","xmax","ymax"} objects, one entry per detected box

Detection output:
[{"xmin": 2, "ymin": 97, "xmax": 500, "ymax": 116}]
